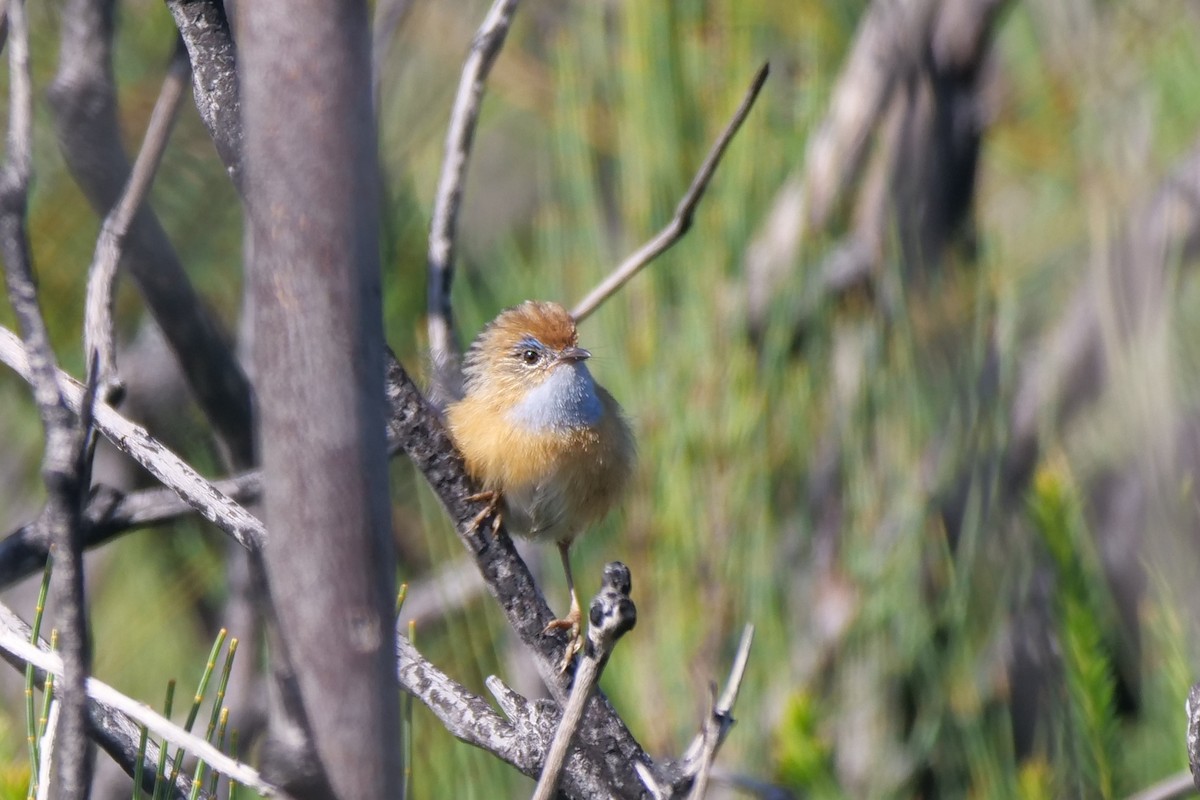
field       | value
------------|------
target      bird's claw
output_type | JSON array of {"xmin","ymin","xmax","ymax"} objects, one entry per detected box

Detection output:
[
  {"xmin": 466, "ymin": 491, "xmax": 503, "ymax": 536},
  {"xmin": 544, "ymin": 602, "xmax": 583, "ymax": 672}
]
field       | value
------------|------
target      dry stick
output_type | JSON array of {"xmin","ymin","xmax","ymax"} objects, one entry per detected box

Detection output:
[
  {"xmin": 0, "ymin": 327, "xmax": 266, "ymax": 553},
  {"xmin": 52, "ymin": 0, "xmax": 255, "ymax": 468},
  {"xmin": 35, "ymin": 700, "xmax": 60, "ymax": 800},
  {"xmin": 0, "ymin": 3, "xmax": 95, "ymax": 795},
  {"xmin": 84, "ymin": 40, "xmax": 191, "ymax": 401},
  {"xmin": 570, "ymin": 62, "xmax": 770, "ymax": 324},
  {"xmin": 683, "ymin": 624, "xmax": 754, "ymax": 786},
  {"xmin": 0, "ymin": 629, "xmax": 274, "ymax": 795},
  {"xmin": 532, "ymin": 563, "xmax": 637, "ymax": 800},
  {"xmin": 0, "ymin": 472, "xmax": 261, "ymax": 589},
  {"xmin": 426, "ymin": 0, "xmax": 522, "ymax": 404},
  {"xmin": 0, "ymin": 606, "xmax": 199, "ymax": 800}
]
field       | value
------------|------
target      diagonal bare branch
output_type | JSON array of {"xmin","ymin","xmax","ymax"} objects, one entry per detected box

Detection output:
[
  {"xmin": 0, "ymin": 620, "xmax": 273, "ymax": 795},
  {"xmin": 532, "ymin": 562, "xmax": 637, "ymax": 800},
  {"xmin": 427, "ymin": 0, "xmax": 522, "ymax": 406},
  {"xmin": 51, "ymin": 0, "xmax": 255, "ymax": 466},
  {"xmin": 0, "ymin": 326, "xmax": 266, "ymax": 552},
  {"xmin": 0, "ymin": 472, "xmax": 261, "ymax": 589},
  {"xmin": 84, "ymin": 40, "xmax": 191, "ymax": 401},
  {"xmin": 571, "ymin": 63, "xmax": 770, "ymax": 324},
  {"xmin": 0, "ymin": 604, "xmax": 202, "ymax": 800},
  {"xmin": 165, "ymin": 0, "xmax": 242, "ymax": 189}
]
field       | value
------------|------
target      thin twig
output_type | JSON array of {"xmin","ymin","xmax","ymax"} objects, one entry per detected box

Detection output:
[
  {"xmin": 0, "ymin": 326, "xmax": 266, "ymax": 552},
  {"xmin": 677, "ymin": 624, "xmax": 755, "ymax": 797},
  {"xmin": 0, "ymin": 629, "xmax": 275, "ymax": 795},
  {"xmin": 52, "ymin": 0, "xmax": 256, "ymax": 467},
  {"xmin": 532, "ymin": 563, "xmax": 637, "ymax": 800},
  {"xmin": 0, "ymin": 473, "xmax": 261, "ymax": 589},
  {"xmin": 570, "ymin": 63, "xmax": 770, "ymax": 323},
  {"xmin": 426, "ymin": 0, "xmax": 522, "ymax": 405},
  {"xmin": 84, "ymin": 39, "xmax": 191, "ymax": 401},
  {"xmin": 0, "ymin": 2, "xmax": 95, "ymax": 793}
]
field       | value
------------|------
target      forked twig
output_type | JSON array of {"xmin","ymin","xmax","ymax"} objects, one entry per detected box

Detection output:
[
  {"xmin": 571, "ymin": 63, "xmax": 770, "ymax": 323},
  {"xmin": 532, "ymin": 563, "xmax": 637, "ymax": 800},
  {"xmin": 84, "ymin": 40, "xmax": 191, "ymax": 401},
  {"xmin": 637, "ymin": 624, "xmax": 755, "ymax": 798},
  {"xmin": 427, "ymin": 0, "xmax": 522, "ymax": 404}
]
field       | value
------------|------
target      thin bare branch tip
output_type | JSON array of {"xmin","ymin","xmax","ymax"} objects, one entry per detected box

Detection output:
[
  {"xmin": 83, "ymin": 41, "xmax": 190, "ymax": 403},
  {"xmin": 426, "ymin": 0, "xmax": 523, "ymax": 406},
  {"xmin": 571, "ymin": 62, "xmax": 770, "ymax": 323}
]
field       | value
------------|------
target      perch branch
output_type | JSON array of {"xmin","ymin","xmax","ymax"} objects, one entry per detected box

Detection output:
[
  {"xmin": 571, "ymin": 62, "xmax": 770, "ymax": 323},
  {"xmin": 532, "ymin": 562, "xmax": 637, "ymax": 800},
  {"xmin": 427, "ymin": 0, "xmax": 522, "ymax": 406},
  {"xmin": 383, "ymin": 350, "xmax": 653, "ymax": 795}
]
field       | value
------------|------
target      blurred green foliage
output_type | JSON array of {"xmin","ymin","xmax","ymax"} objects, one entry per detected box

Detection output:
[{"xmin": 2, "ymin": 1, "xmax": 1200, "ymax": 798}]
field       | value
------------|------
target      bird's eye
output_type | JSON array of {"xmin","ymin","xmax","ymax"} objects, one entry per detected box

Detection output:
[{"xmin": 521, "ymin": 349, "xmax": 540, "ymax": 365}]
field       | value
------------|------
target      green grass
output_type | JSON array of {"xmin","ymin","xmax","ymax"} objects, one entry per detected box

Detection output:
[{"xmin": 2, "ymin": 2, "xmax": 1200, "ymax": 798}]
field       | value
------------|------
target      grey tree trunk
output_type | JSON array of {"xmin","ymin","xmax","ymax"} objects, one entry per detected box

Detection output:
[{"xmin": 240, "ymin": 1, "xmax": 403, "ymax": 797}]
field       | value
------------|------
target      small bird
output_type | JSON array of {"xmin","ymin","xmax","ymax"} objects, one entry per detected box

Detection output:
[{"xmin": 446, "ymin": 300, "xmax": 635, "ymax": 667}]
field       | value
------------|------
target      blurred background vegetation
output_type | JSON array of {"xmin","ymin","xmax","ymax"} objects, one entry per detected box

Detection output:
[{"xmin": 2, "ymin": 0, "xmax": 1200, "ymax": 797}]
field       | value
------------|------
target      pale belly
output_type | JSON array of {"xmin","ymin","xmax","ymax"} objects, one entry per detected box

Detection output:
[{"xmin": 501, "ymin": 478, "xmax": 579, "ymax": 543}]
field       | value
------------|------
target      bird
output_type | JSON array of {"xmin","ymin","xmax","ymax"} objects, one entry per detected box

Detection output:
[{"xmin": 446, "ymin": 300, "xmax": 635, "ymax": 668}]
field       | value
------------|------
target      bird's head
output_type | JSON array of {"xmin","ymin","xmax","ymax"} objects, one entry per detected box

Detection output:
[{"xmin": 462, "ymin": 301, "xmax": 601, "ymax": 428}]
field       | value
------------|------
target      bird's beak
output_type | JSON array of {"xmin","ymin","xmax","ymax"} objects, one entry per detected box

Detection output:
[{"xmin": 558, "ymin": 346, "xmax": 591, "ymax": 363}]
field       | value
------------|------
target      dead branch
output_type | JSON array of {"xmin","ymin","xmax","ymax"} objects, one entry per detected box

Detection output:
[
  {"xmin": 0, "ymin": 604, "xmax": 205, "ymax": 800},
  {"xmin": 84, "ymin": 40, "xmax": 191, "ymax": 401},
  {"xmin": 0, "ymin": 2, "xmax": 94, "ymax": 791},
  {"xmin": 0, "ymin": 327, "xmax": 266, "ymax": 552},
  {"xmin": 427, "ymin": 0, "xmax": 523, "ymax": 406},
  {"xmin": 51, "ymin": 0, "xmax": 255, "ymax": 466},
  {"xmin": 532, "ymin": 562, "xmax": 637, "ymax": 800},
  {"xmin": 164, "ymin": 0, "xmax": 243, "ymax": 189},
  {"xmin": 571, "ymin": 63, "xmax": 770, "ymax": 323}
]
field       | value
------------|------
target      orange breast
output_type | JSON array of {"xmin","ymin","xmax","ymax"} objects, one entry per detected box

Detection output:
[{"xmin": 446, "ymin": 387, "xmax": 633, "ymax": 542}]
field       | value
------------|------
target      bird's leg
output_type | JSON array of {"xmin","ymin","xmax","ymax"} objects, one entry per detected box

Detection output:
[
  {"xmin": 543, "ymin": 540, "xmax": 584, "ymax": 672},
  {"xmin": 466, "ymin": 490, "xmax": 503, "ymax": 536}
]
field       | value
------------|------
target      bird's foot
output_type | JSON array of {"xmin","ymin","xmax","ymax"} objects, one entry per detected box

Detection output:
[
  {"xmin": 466, "ymin": 491, "xmax": 503, "ymax": 536},
  {"xmin": 543, "ymin": 596, "xmax": 583, "ymax": 672}
]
